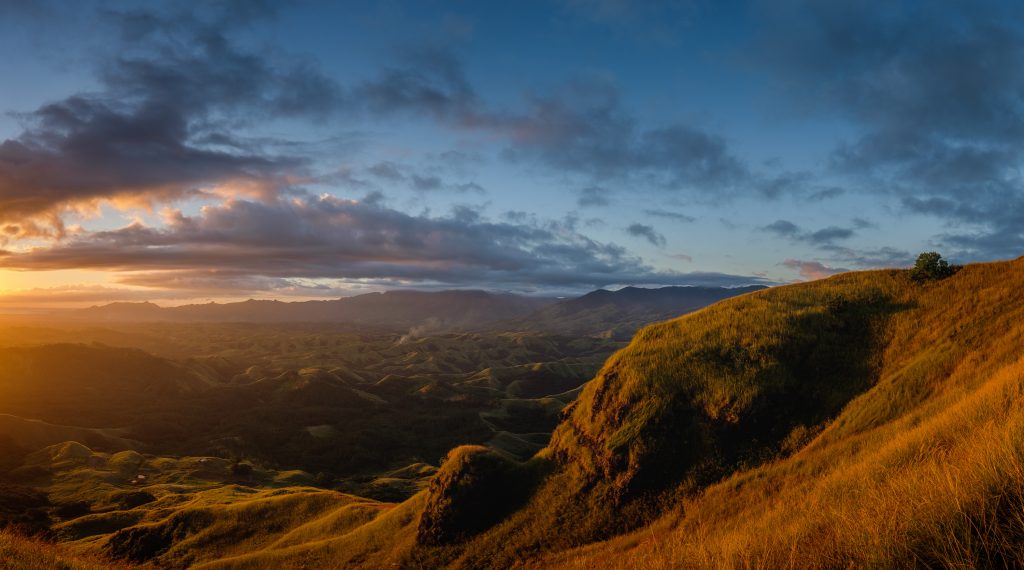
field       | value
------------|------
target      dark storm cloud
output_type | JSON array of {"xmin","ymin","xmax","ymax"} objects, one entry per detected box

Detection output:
[
  {"xmin": 626, "ymin": 223, "xmax": 666, "ymax": 247},
  {"xmin": 0, "ymin": 193, "xmax": 770, "ymax": 291},
  {"xmin": 752, "ymin": 0, "xmax": 1024, "ymax": 259},
  {"xmin": 0, "ymin": 4, "xmax": 340, "ymax": 237}
]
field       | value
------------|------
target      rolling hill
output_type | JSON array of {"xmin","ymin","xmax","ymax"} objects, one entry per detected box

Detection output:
[
  {"xmin": 151, "ymin": 256, "xmax": 1024, "ymax": 569},
  {"xmin": 7, "ymin": 258, "xmax": 1024, "ymax": 568}
]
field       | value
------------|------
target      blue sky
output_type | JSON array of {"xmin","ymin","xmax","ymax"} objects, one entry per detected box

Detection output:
[{"xmin": 0, "ymin": 0, "xmax": 1018, "ymax": 306}]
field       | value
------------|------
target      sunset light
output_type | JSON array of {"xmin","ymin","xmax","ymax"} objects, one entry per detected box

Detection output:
[{"xmin": 1, "ymin": 2, "xmax": 1023, "ymax": 569}]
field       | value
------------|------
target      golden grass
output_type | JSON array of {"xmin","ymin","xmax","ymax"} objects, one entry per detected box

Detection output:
[
  {"xmin": 11, "ymin": 258, "xmax": 1024, "ymax": 569},
  {"xmin": 0, "ymin": 529, "xmax": 134, "ymax": 570},
  {"xmin": 539, "ymin": 258, "xmax": 1024, "ymax": 569}
]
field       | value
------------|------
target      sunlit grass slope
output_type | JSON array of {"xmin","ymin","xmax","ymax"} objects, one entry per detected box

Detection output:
[
  {"xmin": 0, "ymin": 529, "xmax": 132, "ymax": 570},
  {"xmin": 11, "ymin": 257, "xmax": 1024, "ymax": 569},
  {"xmin": 389, "ymin": 257, "xmax": 1024, "ymax": 568},
  {"xmin": 531, "ymin": 257, "xmax": 1024, "ymax": 568}
]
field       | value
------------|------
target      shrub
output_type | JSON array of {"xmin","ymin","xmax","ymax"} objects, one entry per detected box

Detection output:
[{"xmin": 910, "ymin": 251, "xmax": 956, "ymax": 281}]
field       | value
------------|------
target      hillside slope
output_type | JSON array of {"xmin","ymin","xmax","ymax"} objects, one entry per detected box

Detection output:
[
  {"xmin": 0, "ymin": 529, "xmax": 132, "ymax": 570},
  {"xmin": 541, "ymin": 257, "xmax": 1024, "ymax": 568},
  {"xmin": 10, "ymin": 258, "xmax": 1024, "ymax": 568},
  {"xmin": 207, "ymin": 257, "xmax": 1024, "ymax": 569},
  {"xmin": 435, "ymin": 257, "xmax": 1024, "ymax": 569}
]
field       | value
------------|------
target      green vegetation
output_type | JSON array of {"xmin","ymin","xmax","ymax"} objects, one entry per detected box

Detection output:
[{"xmin": 910, "ymin": 251, "xmax": 957, "ymax": 281}]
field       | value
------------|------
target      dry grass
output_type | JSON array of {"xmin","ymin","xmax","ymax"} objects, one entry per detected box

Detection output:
[
  {"xmin": 540, "ymin": 258, "xmax": 1024, "ymax": 569},
  {"xmin": 10, "ymin": 258, "xmax": 1024, "ymax": 569},
  {"xmin": 0, "ymin": 529, "xmax": 135, "ymax": 570}
]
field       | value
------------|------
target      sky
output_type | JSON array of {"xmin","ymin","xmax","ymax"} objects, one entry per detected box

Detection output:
[{"xmin": 0, "ymin": 0, "xmax": 1021, "ymax": 307}]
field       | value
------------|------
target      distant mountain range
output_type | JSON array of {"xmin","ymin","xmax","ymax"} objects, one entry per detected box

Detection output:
[
  {"xmin": 508, "ymin": 285, "xmax": 767, "ymax": 339},
  {"xmin": 75, "ymin": 290, "xmax": 555, "ymax": 330},
  {"xmin": 75, "ymin": 286, "xmax": 767, "ymax": 335}
]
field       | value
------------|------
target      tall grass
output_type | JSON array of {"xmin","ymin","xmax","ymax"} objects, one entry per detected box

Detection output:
[
  {"xmin": 0, "ymin": 529, "xmax": 133, "ymax": 570},
  {"xmin": 542, "ymin": 258, "xmax": 1024, "ymax": 569}
]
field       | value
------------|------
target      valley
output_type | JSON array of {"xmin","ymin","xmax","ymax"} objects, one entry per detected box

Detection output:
[{"xmin": 0, "ymin": 285, "xmax": 759, "ymax": 567}]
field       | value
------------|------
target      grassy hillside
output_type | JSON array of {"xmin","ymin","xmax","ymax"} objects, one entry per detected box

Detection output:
[
  {"xmin": 7, "ymin": 258, "xmax": 1024, "ymax": 568},
  {"xmin": 401, "ymin": 256, "xmax": 1019, "ymax": 569},
  {"xmin": 363, "ymin": 257, "xmax": 1024, "ymax": 568},
  {"xmin": 539, "ymin": 257, "xmax": 1024, "ymax": 568},
  {"xmin": 0, "ymin": 529, "xmax": 133, "ymax": 570}
]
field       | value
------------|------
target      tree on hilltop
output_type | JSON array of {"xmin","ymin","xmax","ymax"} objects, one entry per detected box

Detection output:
[{"xmin": 910, "ymin": 252, "xmax": 956, "ymax": 281}]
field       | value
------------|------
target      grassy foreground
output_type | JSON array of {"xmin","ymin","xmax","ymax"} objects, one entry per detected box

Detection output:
[{"xmin": 0, "ymin": 529, "xmax": 132, "ymax": 570}]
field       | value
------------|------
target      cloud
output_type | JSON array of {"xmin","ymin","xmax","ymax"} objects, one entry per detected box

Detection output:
[
  {"xmin": 761, "ymin": 219, "xmax": 856, "ymax": 246},
  {"xmin": 559, "ymin": 0, "xmax": 699, "ymax": 45},
  {"xmin": 762, "ymin": 218, "xmax": 907, "ymax": 268},
  {"xmin": 354, "ymin": 56, "xmax": 753, "ymax": 197},
  {"xmin": 367, "ymin": 162, "xmax": 406, "ymax": 182},
  {"xmin": 364, "ymin": 161, "xmax": 485, "ymax": 194},
  {"xmin": 751, "ymin": 0, "xmax": 1024, "ymax": 260},
  {"xmin": 0, "ymin": 284, "xmax": 193, "ymax": 309},
  {"xmin": 355, "ymin": 46, "xmax": 479, "ymax": 122},
  {"xmin": 781, "ymin": 259, "xmax": 848, "ymax": 281},
  {"xmin": 411, "ymin": 175, "xmax": 443, "ymax": 191},
  {"xmin": 823, "ymin": 245, "xmax": 912, "ymax": 268},
  {"xmin": 807, "ymin": 226, "xmax": 854, "ymax": 244},
  {"xmin": 626, "ymin": 223, "xmax": 666, "ymax": 247},
  {"xmin": 645, "ymin": 209, "xmax": 695, "ymax": 223},
  {"xmin": 807, "ymin": 187, "xmax": 845, "ymax": 201},
  {"xmin": 498, "ymin": 80, "xmax": 750, "ymax": 194},
  {"xmin": 0, "ymin": 5, "xmax": 341, "ymax": 238},
  {"xmin": 0, "ymin": 193, "xmax": 770, "ymax": 292},
  {"xmin": 761, "ymin": 220, "xmax": 800, "ymax": 238},
  {"xmin": 578, "ymin": 186, "xmax": 611, "ymax": 207}
]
